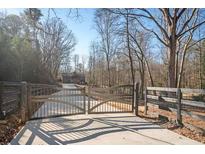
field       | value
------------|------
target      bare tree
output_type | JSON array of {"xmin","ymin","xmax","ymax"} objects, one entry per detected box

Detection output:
[
  {"xmin": 109, "ymin": 8, "xmax": 205, "ymax": 88},
  {"xmin": 94, "ymin": 9, "xmax": 119, "ymax": 87},
  {"xmin": 40, "ymin": 17, "xmax": 76, "ymax": 79}
]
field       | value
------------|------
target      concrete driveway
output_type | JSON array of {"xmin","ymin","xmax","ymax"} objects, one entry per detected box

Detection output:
[{"xmin": 10, "ymin": 113, "xmax": 202, "ymax": 145}]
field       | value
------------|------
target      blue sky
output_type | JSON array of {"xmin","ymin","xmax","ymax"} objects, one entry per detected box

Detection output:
[
  {"xmin": 46, "ymin": 9, "xmax": 97, "ymax": 61},
  {"xmin": 0, "ymin": 8, "xmax": 162, "ymax": 65},
  {"xmin": 0, "ymin": 8, "xmax": 97, "ymax": 63}
]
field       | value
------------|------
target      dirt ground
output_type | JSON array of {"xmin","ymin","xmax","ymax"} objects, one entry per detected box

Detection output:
[
  {"xmin": 138, "ymin": 104, "xmax": 205, "ymax": 144},
  {"xmin": 0, "ymin": 112, "xmax": 24, "ymax": 145}
]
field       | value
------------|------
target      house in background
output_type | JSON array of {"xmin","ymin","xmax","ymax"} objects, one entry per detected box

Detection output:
[{"xmin": 61, "ymin": 72, "xmax": 85, "ymax": 84}]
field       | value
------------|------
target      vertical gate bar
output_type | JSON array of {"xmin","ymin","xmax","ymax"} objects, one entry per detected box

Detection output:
[
  {"xmin": 65, "ymin": 89, "xmax": 67, "ymax": 114},
  {"xmin": 76, "ymin": 89, "xmax": 78, "ymax": 113},
  {"xmin": 69, "ymin": 89, "xmax": 71, "ymax": 114},
  {"xmin": 33, "ymin": 86, "xmax": 36, "ymax": 118},
  {"xmin": 73, "ymin": 89, "xmax": 74, "ymax": 113},
  {"xmin": 47, "ymin": 87, "xmax": 49, "ymax": 117},
  {"xmin": 36, "ymin": 87, "xmax": 38, "ymax": 117},
  {"xmin": 134, "ymin": 83, "xmax": 139, "ymax": 116},
  {"xmin": 67, "ymin": 89, "xmax": 68, "ymax": 114},
  {"xmin": 38, "ymin": 88, "xmax": 40, "ymax": 117},
  {"xmin": 83, "ymin": 87, "xmax": 86, "ymax": 114},
  {"xmin": 73, "ymin": 89, "xmax": 74, "ymax": 114},
  {"xmin": 54, "ymin": 87, "xmax": 56, "ymax": 116},
  {"xmin": 70, "ymin": 89, "xmax": 72, "ymax": 114},
  {"xmin": 134, "ymin": 83, "xmax": 136, "ymax": 114},
  {"xmin": 63, "ymin": 89, "xmax": 65, "ymax": 115},
  {"xmin": 77, "ymin": 89, "xmax": 78, "ymax": 113},
  {"xmin": 78, "ymin": 89, "xmax": 80, "ymax": 113},
  {"xmin": 88, "ymin": 86, "xmax": 91, "ymax": 114},
  {"xmin": 74, "ymin": 89, "xmax": 76, "ymax": 113},
  {"xmin": 46, "ymin": 87, "xmax": 47, "ymax": 117},
  {"xmin": 45, "ymin": 87, "xmax": 47, "ymax": 118},
  {"xmin": 115, "ymin": 98, "xmax": 117, "ymax": 112},
  {"xmin": 76, "ymin": 89, "xmax": 77, "ymax": 113},
  {"xmin": 73, "ymin": 89, "xmax": 75, "ymax": 114},
  {"xmin": 39, "ymin": 87, "xmax": 41, "ymax": 118},
  {"xmin": 27, "ymin": 85, "xmax": 32, "ymax": 120},
  {"xmin": 77, "ymin": 89, "xmax": 79, "ymax": 113}
]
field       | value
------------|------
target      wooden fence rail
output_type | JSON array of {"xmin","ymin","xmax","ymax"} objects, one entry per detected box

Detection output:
[
  {"xmin": 0, "ymin": 81, "xmax": 22, "ymax": 120},
  {"xmin": 144, "ymin": 87, "xmax": 205, "ymax": 124}
]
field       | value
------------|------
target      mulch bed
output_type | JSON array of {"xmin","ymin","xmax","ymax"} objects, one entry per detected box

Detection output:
[
  {"xmin": 138, "ymin": 104, "xmax": 205, "ymax": 144},
  {"xmin": 0, "ymin": 112, "xmax": 24, "ymax": 145}
]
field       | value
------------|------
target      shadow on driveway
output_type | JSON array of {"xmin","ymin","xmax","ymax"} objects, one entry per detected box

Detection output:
[{"xmin": 10, "ymin": 114, "xmax": 201, "ymax": 145}]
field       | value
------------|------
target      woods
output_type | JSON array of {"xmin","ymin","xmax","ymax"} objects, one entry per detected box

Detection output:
[
  {"xmin": 87, "ymin": 8, "xmax": 205, "ymax": 97},
  {"xmin": 1, "ymin": 8, "xmax": 205, "ymax": 91},
  {"xmin": 0, "ymin": 9, "xmax": 76, "ymax": 83}
]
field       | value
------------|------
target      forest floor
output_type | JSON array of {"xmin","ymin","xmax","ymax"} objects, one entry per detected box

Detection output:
[
  {"xmin": 0, "ymin": 111, "xmax": 24, "ymax": 145},
  {"xmin": 138, "ymin": 104, "xmax": 205, "ymax": 144}
]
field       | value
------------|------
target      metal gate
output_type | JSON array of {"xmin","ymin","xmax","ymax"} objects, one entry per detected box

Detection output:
[
  {"xmin": 88, "ymin": 85, "xmax": 134, "ymax": 114},
  {"xmin": 27, "ymin": 84, "xmax": 86, "ymax": 120},
  {"xmin": 26, "ymin": 83, "xmax": 137, "ymax": 120}
]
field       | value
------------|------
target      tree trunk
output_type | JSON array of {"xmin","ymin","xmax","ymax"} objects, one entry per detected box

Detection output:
[
  {"xmin": 144, "ymin": 58, "xmax": 154, "ymax": 87},
  {"xmin": 175, "ymin": 51, "xmax": 179, "ymax": 87},
  {"xmin": 199, "ymin": 42, "xmax": 203, "ymax": 89},
  {"xmin": 107, "ymin": 58, "xmax": 111, "ymax": 87},
  {"xmin": 177, "ymin": 35, "xmax": 192, "ymax": 88},
  {"xmin": 168, "ymin": 39, "xmax": 177, "ymax": 88},
  {"xmin": 138, "ymin": 60, "xmax": 145, "ymax": 99},
  {"xmin": 126, "ymin": 13, "xmax": 135, "ymax": 85}
]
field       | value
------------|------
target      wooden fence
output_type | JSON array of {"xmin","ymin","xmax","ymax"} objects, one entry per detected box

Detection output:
[
  {"xmin": 0, "ymin": 81, "xmax": 60, "ymax": 122},
  {"xmin": 0, "ymin": 82, "xmax": 22, "ymax": 119},
  {"xmin": 144, "ymin": 87, "xmax": 205, "ymax": 124}
]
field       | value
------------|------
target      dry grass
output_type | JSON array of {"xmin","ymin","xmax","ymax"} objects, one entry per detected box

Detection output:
[{"xmin": 0, "ymin": 111, "xmax": 24, "ymax": 145}]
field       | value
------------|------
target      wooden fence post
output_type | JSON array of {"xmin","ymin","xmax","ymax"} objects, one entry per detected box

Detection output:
[
  {"xmin": 144, "ymin": 88, "xmax": 148, "ymax": 115},
  {"xmin": 134, "ymin": 82, "xmax": 139, "ymax": 116},
  {"xmin": 20, "ymin": 82, "xmax": 28, "ymax": 122},
  {"xmin": 176, "ymin": 88, "xmax": 182, "ymax": 125}
]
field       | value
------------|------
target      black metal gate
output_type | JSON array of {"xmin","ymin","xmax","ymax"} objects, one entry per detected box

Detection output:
[
  {"xmin": 88, "ymin": 85, "xmax": 134, "ymax": 114},
  {"xmin": 27, "ymin": 84, "xmax": 86, "ymax": 120}
]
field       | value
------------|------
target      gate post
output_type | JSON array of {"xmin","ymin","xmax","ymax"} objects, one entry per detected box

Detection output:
[
  {"xmin": 134, "ymin": 82, "xmax": 139, "ymax": 116},
  {"xmin": 20, "ymin": 82, "xmax": 28, "ymax": 123}
]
